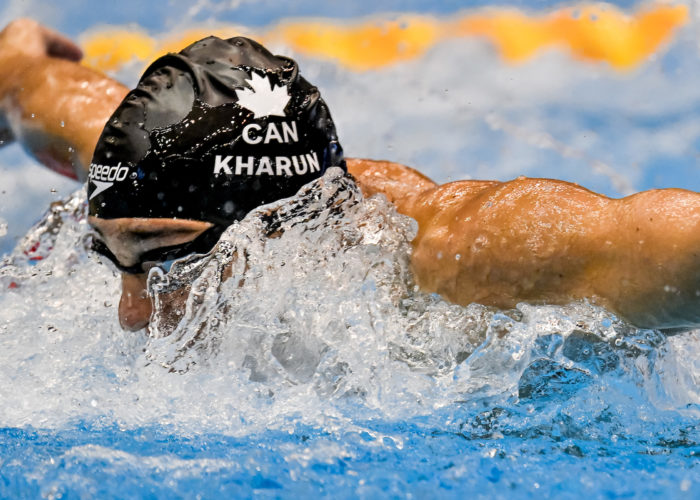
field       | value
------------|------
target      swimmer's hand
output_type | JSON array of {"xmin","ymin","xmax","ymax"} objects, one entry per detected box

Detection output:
[
  {"xmin": 0, "ymin": 18, "xmax": 82, "ymax": 61},
  {"xmin": 0, "ymin": 19, "xmax": 81, "ymax": 150},
  {"xmin": 0, "ymin": 19, "xmax": 127, "ymax": 178}
]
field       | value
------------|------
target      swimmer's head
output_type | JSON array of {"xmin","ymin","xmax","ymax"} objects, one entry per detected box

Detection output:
[
  {"xmin": 87, "ymin": 35, "xmax": 345, "ymax": 225},
  {"xmin": 87, "ymin": 36, "xmax": 345, "ymax": 331}
]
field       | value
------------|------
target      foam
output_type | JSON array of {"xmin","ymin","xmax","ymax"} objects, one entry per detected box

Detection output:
[{"xmin": 0, "ymin": 171, "xmax": 696, "ymax": 444}]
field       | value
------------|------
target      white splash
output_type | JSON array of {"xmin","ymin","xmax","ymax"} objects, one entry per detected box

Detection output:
[{"xmin": 1, "ymin": 170, "xmax": 694, "ymax": 440}]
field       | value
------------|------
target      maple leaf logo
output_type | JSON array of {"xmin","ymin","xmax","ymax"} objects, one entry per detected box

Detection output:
[{"xmin": 235, "ymin": 72, "xmax": 290, "ymax": 119}]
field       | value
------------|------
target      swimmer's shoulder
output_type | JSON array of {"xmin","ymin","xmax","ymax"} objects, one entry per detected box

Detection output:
[{"xmin": 345, "ymin": 157, "xmax": 436, "ymax": 203}]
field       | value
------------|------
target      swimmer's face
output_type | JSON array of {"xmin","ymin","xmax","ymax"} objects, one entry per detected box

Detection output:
[{"xmin": 88, "ymin": 216, "xmax": 212, "ymax": 331}]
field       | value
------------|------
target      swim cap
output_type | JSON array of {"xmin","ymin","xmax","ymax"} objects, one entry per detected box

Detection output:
[{"xmin": 88, "ymin": 36, "xmax": 345, "ymax": 224}]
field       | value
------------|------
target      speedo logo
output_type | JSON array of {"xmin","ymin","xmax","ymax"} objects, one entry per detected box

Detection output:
[{"xmin": 88, "ymin": 162, "xmax": 130, "ymax": 200}]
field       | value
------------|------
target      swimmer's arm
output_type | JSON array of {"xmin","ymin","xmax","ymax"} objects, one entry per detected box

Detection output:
[
  {"xmin": 396, "ymin": 177, "xmax": 700, "ymax": 330},
  {"xmin": 0, "ymin": 19, "xmax": 127, "ymax": 180}
]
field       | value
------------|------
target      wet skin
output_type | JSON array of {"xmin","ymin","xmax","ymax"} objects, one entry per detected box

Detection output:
[{"xmin": 0, "ymin": 19, "xmax": 127, "ymax": 177}]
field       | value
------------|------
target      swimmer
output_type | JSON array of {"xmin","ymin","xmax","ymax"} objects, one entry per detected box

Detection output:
[{"xmin": 1, "ymin": 19, "xmax": 699, "ymax": 331}]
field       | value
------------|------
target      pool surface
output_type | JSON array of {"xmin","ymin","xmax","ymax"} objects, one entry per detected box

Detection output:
[{"xmin": 0, "ymin": 0, "xmax": 699, "ymax": 497}]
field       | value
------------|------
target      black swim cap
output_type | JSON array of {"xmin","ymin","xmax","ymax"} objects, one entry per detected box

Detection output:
[{"xmin": 88, "ymin": 36, "xmax": 345, "ymax": 224}]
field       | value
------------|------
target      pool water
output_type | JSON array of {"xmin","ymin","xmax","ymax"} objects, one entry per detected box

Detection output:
[
  {"xmin": 1, "ymin": 171, "xmax": 698, "ymax": 498},
  {"xmin": 0, "ymin": 0, "xmax": 699, "ymax": 497}
]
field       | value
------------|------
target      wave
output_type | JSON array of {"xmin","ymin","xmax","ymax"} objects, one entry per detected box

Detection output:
[{"xmin": 0, "ymin": 169, "xmax": 697, "ymax": 454}]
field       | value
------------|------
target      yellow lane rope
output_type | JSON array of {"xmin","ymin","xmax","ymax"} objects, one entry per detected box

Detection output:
[{"xmin": 80, "ymin": 3, "xmax": 688, "ymax": 73}]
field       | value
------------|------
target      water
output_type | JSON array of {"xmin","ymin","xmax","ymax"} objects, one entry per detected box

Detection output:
[
  {"xmin": 0, "ymin": 169, "xmax": 698, "ymax": 497},
  {"xmin": 1, "ymin": 0, "xmax": 700, "ymax": 497}
]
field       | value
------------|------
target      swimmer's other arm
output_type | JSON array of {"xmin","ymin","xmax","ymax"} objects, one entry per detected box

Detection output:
[
  {"xmin": 350, "ymin": 158, "xmax": 700, "ymax": 330},
  {"xmin": 0, "ymin": 19, "xmax": 127, "ymax": 179}
]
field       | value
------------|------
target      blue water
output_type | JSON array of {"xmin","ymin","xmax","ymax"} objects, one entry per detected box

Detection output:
[
  {"xmin": 1, "ymin": 0, "xmax": 699, "ymax": 498},
  {"xmin": 0, "ymin": 174, "xmax": 697, "ymax": 498},
  {"xmin": 2, "ymin": 421, "xmax": 697, "ymax": 498}
]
